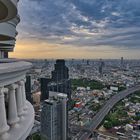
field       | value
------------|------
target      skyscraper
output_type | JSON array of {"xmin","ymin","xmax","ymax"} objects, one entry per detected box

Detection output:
[
  {"xmin": 41, "ymin": 93, "xmax": 67, "ymax": 140},
  {"xmin": 121, "ymin": 57, "xmax": 124, "ymax": 69},
  {"xmin": 52, "ymin": 59, "xmax": 69, "ymax": 81},
  {"xmin": 48, "ymin": 79, "xmax": 71, "ymax": 100},
  {"xmin": 99, "ymin": 59, "xmax": 105, "ymax": 76},
  {"xmin": 50, "ymin": 59, "xmax": 71, "ymax": 100},
  {"xmin": 40, "ymin": 59, "xmax": 71, "ymax": 101},
  {"xmin": 40, "ymin": 77, "xmax": 51, "ymax": 101},
  {"xmin": 25, "ymin": 75, "xmax": 33, "ymax": 104}
]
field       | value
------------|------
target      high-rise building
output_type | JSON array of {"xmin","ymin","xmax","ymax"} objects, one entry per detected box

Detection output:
[
  {"xmin": 48, "ymin": 79, "xmax": 71, "ymax": 100},
  {"xmin": 25, "ymin": 75, "xmax": 33, "ymax": 104},
  {"xmin": 121, "ymin": 57, "xmax": 124, "ymax": 69},
  {"xmin": 51, "ymin": 59, "xmax": 71, "ymax": 100},
  {"xmin": 40, "ymin": 77, "xmax": 51, "ymax": 101},
  {"xmin": 52, "ymin": 59, "xmax": 69, "ymax": 81},
  {"xmin": 87, "ymin": 60, "xmax": 90, "ymax": 65},
  {"xmin": 41, "ymin": 93, "xmax": 67, "ymax": 140},
  {"xmin": 40, "ymin": 59, "xmax": 71, "ymax": 101},
  {"xmin": 99, "ymin": 59, "xmax": 105, "ymax": 75},
  {"xmin": 0, "ymin": 1, "xmax": 34, "ymax": 140}
]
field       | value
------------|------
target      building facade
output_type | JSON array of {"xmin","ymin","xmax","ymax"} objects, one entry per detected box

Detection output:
[
  {"xmin": 41, "ymin": 93, "xmax": 67, "ymax": 140},
  {"xmin": 25, "ymin": 75, "xmax": 33, "ymax": 104},
  {"xmin": 40, "ymin": 77, "xmax": 51, "ymax": 101},
  {"xmin": 0, "ymin": 1, "xmax": 34, "ymax": 140},
  {"xmin": 52, "ymin": 59, "xmax": 69, "ymax": 81},
  {"xmin": 48, "ymin": 79, "xmax": 71, "ymax": 100},
  {"xmin": 40, "ymin": 59, "xmax": 71, "ymax": 101}
]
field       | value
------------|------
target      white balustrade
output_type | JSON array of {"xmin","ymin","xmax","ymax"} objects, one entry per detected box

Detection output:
[
  {"xmin": 16, "ymin": 81, "xmax": 24, "ymax": 116},
  {"xmin": 21, "ymin": 80, "xmax": 28, "ymax": 110},
  {"xmin": 7, "ymin": 84, "xmax": 19, "ymax": 126},
  {"xmin": 0, "ymin": 87, "xmax": 9, "ymax": 137},
  {"xmin": 0, "ymin": 61, "xmax": 34, "ymax": 140}
]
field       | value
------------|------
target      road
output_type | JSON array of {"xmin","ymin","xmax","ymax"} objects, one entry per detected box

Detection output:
[{"xmin": 78, "ymin": 85, "xmax": 140, "ymax": 140}]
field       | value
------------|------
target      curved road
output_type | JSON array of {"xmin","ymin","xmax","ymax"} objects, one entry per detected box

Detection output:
[{"xmin": 78, "ymin": 85, "xmax": 140, "ymax": 140}]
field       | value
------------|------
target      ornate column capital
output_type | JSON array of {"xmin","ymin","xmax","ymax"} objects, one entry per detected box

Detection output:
[
  {"xmin": 0, "ymin": 87, "xmax": 8, "ymax": 95},
  {"xmin": 22, "ymin": 78, "xmax": 26, "ymax": 83},
  {"xmin": 7, "ymin": 84, "xmax": 18, "ymax": 90},
  {"xmin": 17, "ymin": 81, "xmax": 23, "ymax": 86}
]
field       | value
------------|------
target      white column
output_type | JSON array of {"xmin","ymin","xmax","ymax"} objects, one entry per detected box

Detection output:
[
  {"xmin": 16, "ymin": 82, "xmax": 24, "ymax": 116},
  {"xmin": 21, "ymin": 80, "xmax": 28, "ymax": 110},
  {"xmin": 7, "ymin": 84, "xmax": 19, "ymax": 126},
  {"xmin": 0, "ymin": 87, "xmax": 9, "ymax": 136}
]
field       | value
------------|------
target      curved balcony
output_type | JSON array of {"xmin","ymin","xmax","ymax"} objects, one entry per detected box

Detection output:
[
  {"xmin": 0, "ymin": 16, "xmax": 20, "ymax": 41},
  {"xmin": 0, "ymin": 40, "xmax": 15, "ymax": 46},
  {"xmin": 0, "ymin": 0, "xmax": 18, "ymax": 22},
  {"xmin": 0, "ymin": 40, "xmax": 15, "ymax": 54},
  {"xmin": 0, "ymin": 61, "xmax": 34, "ymax": 140},
  {"xmin": 0, "ymin": 46, "xmax": 14, "ymax": 53}
]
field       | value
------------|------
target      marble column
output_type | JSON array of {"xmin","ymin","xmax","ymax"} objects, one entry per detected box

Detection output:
[
  {"xmin": 21, "ymin": 80, "xmax": 28, "ymax": 110},
  {"xmin": 7, "ymin": 84, "xmax": 19, "ymax": 126},
  {"xmin": 16, "ymin": 82, "xmax": 24, "ymax": 116},
  {"xmin": 0, "ymin": 87, "xmax": 9, "ymax": 136}
]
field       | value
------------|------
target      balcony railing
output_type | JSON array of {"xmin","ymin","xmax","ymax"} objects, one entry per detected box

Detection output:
[
  {"xmin": 0, "ymin": 60, "xmax": 34, "ymax": 140},
  {"xmin": 0, "ymin": 0, "xmax": 18, "ymax": 22},
  {"xmin": 0, "ymin": 16, "xmax": 20, "ymax": 41}
]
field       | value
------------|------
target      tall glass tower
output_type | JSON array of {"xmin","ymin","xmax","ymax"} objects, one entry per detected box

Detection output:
[{"xmin": 41, "ymin": 93, "xmax": 67, "ymax": 140}]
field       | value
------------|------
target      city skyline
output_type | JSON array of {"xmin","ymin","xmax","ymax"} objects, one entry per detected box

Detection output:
[
  {"xmin": 1, "ymin": 0, "xmax": 140, "ymax": 139},
  {"xmin": 10, "ymin": 0, "xmax": 140, "ymax": 59}
]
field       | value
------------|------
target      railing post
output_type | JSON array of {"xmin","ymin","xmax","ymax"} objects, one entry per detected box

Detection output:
[
  {"xmin": 16, "ymin": 81, "xmax": 24, "ymax": 117},
  {"xmin": 7, "ymin": 84, "xmax": 19, "ymax": 126},
  {"xmin": 21, "ymin": 80, "xmax": 28, "ymax": 110},
  {"xmin": 0, "ymin": 87, "xmax": 9, "ymax": 138}
]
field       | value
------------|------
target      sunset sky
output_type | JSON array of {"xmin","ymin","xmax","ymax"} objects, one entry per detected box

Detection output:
[{"xmin": 10, "ymin": 0, "xmax": 140, "ymax": 59}]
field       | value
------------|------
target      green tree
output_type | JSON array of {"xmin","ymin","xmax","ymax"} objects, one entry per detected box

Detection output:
[{"xmin": 104, "ymin": 121, "xmax": 113, "ymax": 129}]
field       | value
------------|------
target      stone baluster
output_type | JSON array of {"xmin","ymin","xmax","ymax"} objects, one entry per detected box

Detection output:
[
  {"xmin": 16, "ymin": 81, "xmax": 24, "ymax": 117},
  {"xmin": 7, "ymin": 84, "xmax": 19, "ymax": 126},
  {"xmin": 0, "ymin": 87, "xmax": 9, "ymax": 138},
  {"xmin": 21, "ymin": 80, "xmax": 28, "ymax": 110}
]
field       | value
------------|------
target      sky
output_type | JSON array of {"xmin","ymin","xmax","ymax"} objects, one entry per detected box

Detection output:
[{"xmin": 10, "ymin": 0, "xmax": 140, "ymax": 59}]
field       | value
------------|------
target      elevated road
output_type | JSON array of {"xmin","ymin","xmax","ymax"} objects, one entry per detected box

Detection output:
[{"xmin": 78, "ymin": 85, "xmax": 140, "ymax": 140}]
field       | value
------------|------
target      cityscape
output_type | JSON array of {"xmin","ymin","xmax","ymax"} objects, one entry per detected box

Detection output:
[
  {"xmin": 25, "ymin": 58, "xmax": 140, "ymax": 140},
  {"xmin": 0, "ymin": 0, "xmax": 140, "ymax": 140}
]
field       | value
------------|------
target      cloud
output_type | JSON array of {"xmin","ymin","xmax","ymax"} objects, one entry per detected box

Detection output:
[{"xmin": 17, "ymin": 0, "xmax": 140, "ymax": 49}]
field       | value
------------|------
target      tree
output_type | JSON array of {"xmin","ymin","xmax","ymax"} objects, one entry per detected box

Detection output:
[{"xmin": 104, "ymin": 121, "xmax": 113, "ymax": 129}]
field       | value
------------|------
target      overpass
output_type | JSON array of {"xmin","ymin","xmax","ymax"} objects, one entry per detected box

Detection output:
[{"xmin": 78, "ymin": 85, "xmax": 140, "ymax": 140}]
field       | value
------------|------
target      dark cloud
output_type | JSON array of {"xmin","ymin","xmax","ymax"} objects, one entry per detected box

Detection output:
[{"xmin": 18, "ymin": 0, "xmax": 140, "ymax": 49}]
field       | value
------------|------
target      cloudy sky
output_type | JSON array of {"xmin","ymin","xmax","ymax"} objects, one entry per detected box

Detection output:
[{"xmin": 10, "ymin": 0, "xmax": 140, "ymax": 59}]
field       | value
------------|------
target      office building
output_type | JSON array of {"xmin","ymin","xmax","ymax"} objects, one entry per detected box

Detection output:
[
  {"xmin": 48, "ymin": 79, "xmax": 71, "ymax": 100},
  {"xmin": 51, "ymin": 59, "xmax": 71, "ymax": 99},
  {"xmin": 40, "ymin": 77, "xmax": 51, "ymax": 101},
  {"xmin": 52, "ymin": 59, "xmax": 69, "ymax": 81},
  {"xmin": 41, "ymin": 93, "xmax": 67, "ymax": 140},
  {"xmin": 25, "ymin": 75, "xmax": 33, "ymax": 104},
  {"xmin": 121, "ymin": 57, "xmax": 124, "ymax": 69},
  {"xmin": 40, "ymin": 59, "xmax": 71, "ymax": 100},
  {"xmin": 0, "ymin": 1, "xmax": 34, "ymax": 140},
  {"xmin": 99, "ymin": 59, "xmax": 105, "ymax": 76}
]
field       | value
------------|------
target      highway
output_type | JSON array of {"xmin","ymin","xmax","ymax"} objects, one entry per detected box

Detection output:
[{"xmin": 78, "ymin": 85, "xmax": 140, "ymax": 140}]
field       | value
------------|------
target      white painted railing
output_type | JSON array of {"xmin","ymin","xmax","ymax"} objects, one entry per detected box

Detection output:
[
  {"xmin": 0, "ymin": 0, "xmax": 18, "ymax": 22},
  {"xmin": 0, "ymin": 61, "xmax": 34, "ymax": 140}
]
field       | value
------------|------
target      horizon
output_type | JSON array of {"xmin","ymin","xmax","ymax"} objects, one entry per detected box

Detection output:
[
  {"xmin": 10, "ymin": 0, "xmax": 140, "ymax": 59},
  {"xmin": 10, "ymin": 58, "xmax": 140, "ymax": 61}
]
